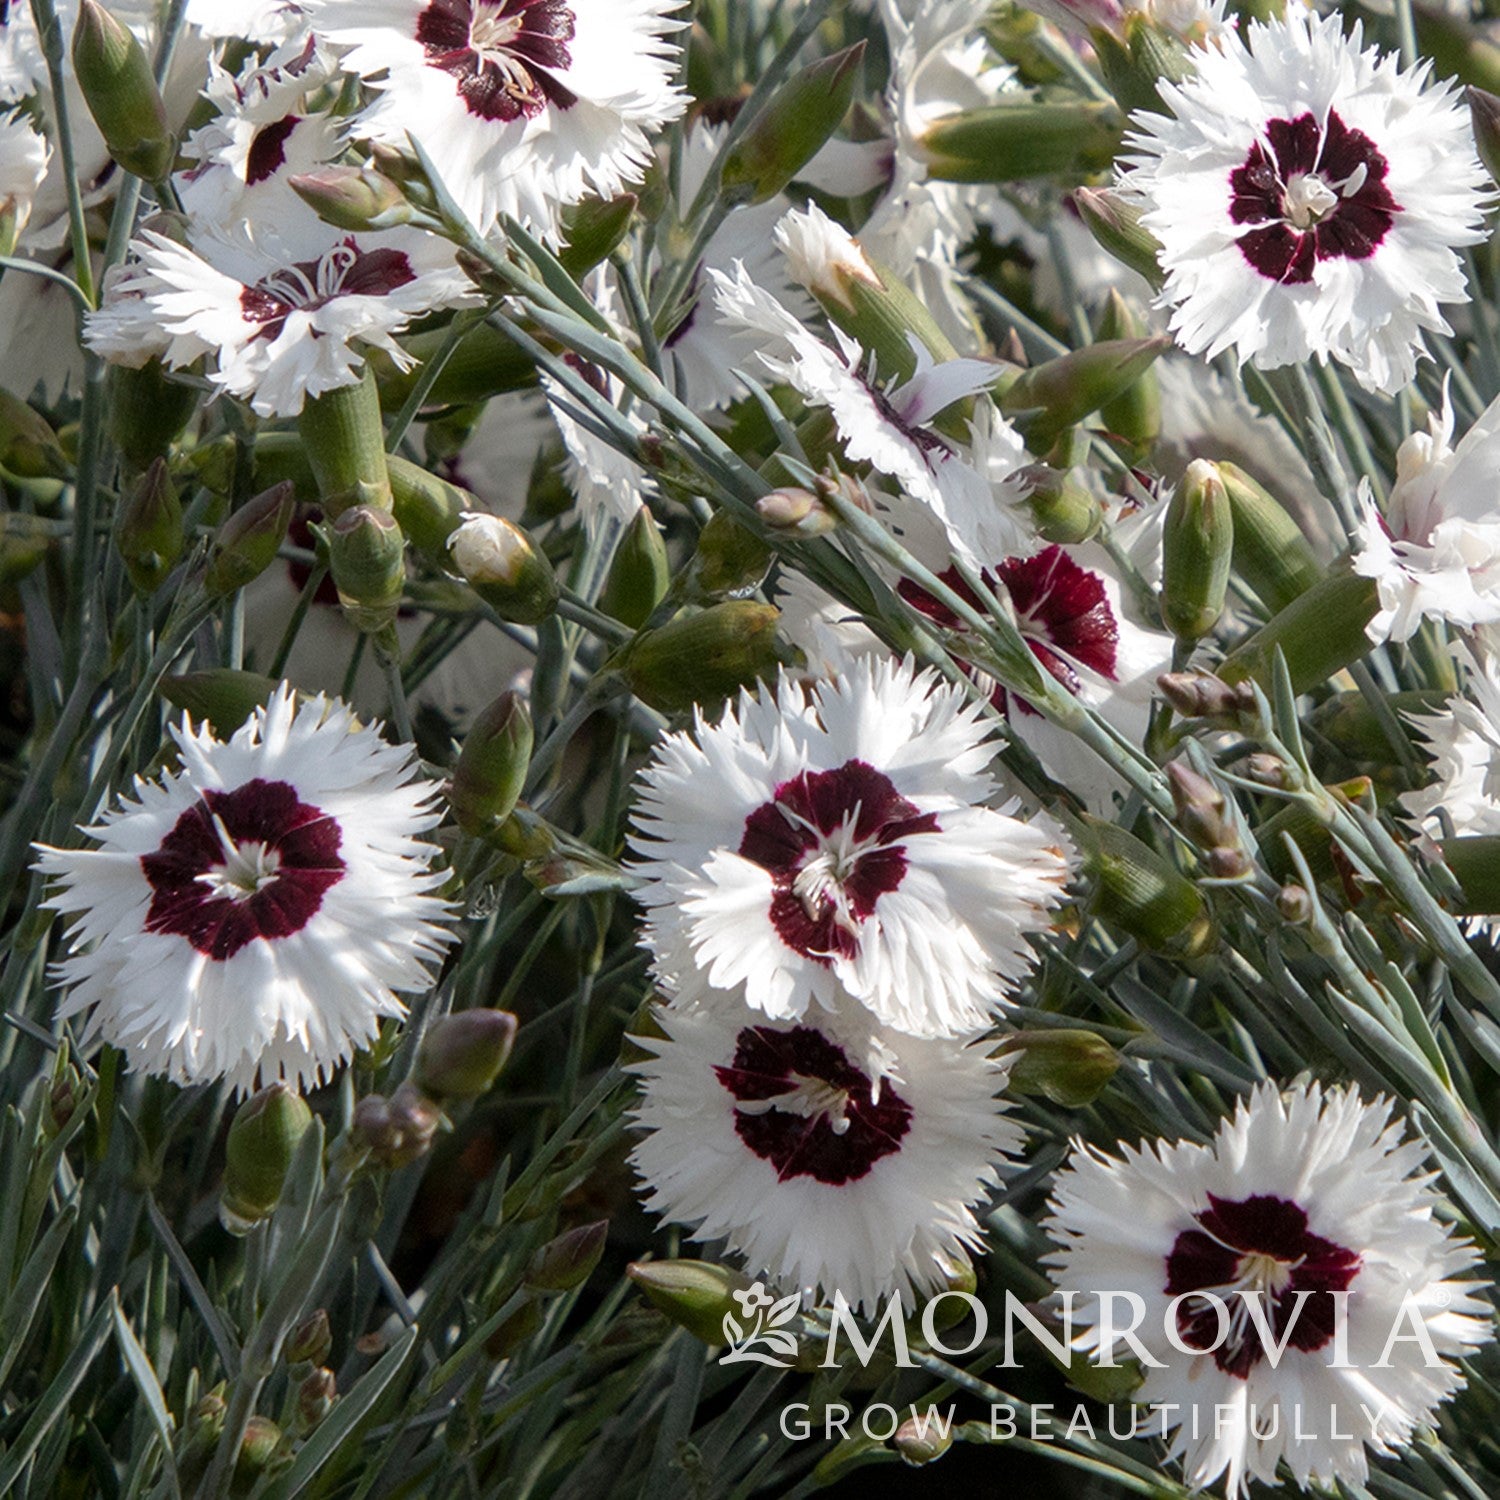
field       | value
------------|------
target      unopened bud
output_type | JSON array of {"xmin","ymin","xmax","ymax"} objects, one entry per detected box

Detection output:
[
  {"xmin": 234, "ymin": 1415, "xmax": 282, "ymax": 1489},
  {"xmin": 1217, "ymin": 572, "xmax": 1378, "ymax": 694},
  {"xmin": 205, "ymin": 481, "xmax": 296, "ymax": 597},
  {"xmin": 1471, "ymin": 87, "xmax": 1500, "ymax": 190},
  {"xmin": 721, "ymin": 43, "xmax": 866, "ymax": 205},
  {"xmin": 0, "ymin": 514, "xmax": 49, "ymax": 584},
  {"xmin": 1204, "ymin": 847, "xmax": 1253, "ymax": 880},
  {"xmin": 1217, "ymin": 462, "xmax": 1322, "ymax": 614},
  {"xmin": 1094, "ymin": 289, "xmax": 1159, "ymax": 451},
  {"xmin": 448, "ymin": 512, "xmax": 559, "ymax": 624},
  {"xmin": 620, "ymin": 601, "xmax": 785, "ymax": 713},
  {"xmin": 558, "ymin": 193, "xmax": 638, "ymax": 276},
  {"xmin": 161, "ymin": 669, "xmax": 278, "ymax": 738},
  {"xmin": 297, "ymin": 1368, "xmax": 337, "ymax": 1431},
  {"xmin": 352, "ymin": 1081, "xmax": 442, "ymax": 1169},
  {"xmin": 328, "ymin": 505, "xmax": 406, "ymax": 632},
  {"xmin": 484, "ymin": 1298, "xmax": 543, "ymax": 1359},
  {"xmin": 45, "ymin": 1063, "xmax": 83, "ymax": 1137},
  {"xmin": 72, "ymin": 1, "xmax": 174, "ymax": 183},
  {"xmin": 1018, "ymin": 463, "xmax": 1101, "ymax": 544},
  {"xmin": 1276, "ymin": 884, "xmax": 1313, "ymax": 924},
  {"xmin": 0, "ymin": 388, "xmax": 68, "ymax": 477},
  {"xmin": 1072, "ymin": 186, "xmax": 1165, "ymax": 291},
  {"xmin": 1091, "ymin": 12, "xmax": 1193, "ymax": 115},
  {"xmin": 526, "ymin": 1220, "xmax": 608, "ymax": 1293},
  {"xmin": 893, "ymin": 1412, "xmax": 954, "ymax": 1466},
  {"xmin": 221, "ymin": 1084, "xmax": 313, "ymax": 1234},
  {"xmin": 1078, "ymin": 814, "xmax": 1215, "ymax": 957},
  {"xmin": 107, "ymin": 358, "xmax": 200, "ymax": 469},
  {"xmin": 690, "ymin": 511, "xmax": 772, "ymax": 599},
  {"xmin": 1166, "ymin": 760, "xmax": 1231, "ymax": 847},
  {"xmin": 757, "ymin": 486, "xmax": 837, "ymax": 535},
  {"xmin": 626, "ymin": 1259, "xmax": 754, "ymax": 1345},
  {"xmin": 289, "ymin": 166, "xmax": 414, "ymax": 232},
  {"xmin": 1001, "ymin": 336, "xmax": 1171, "ymax": 454},
  {"xmin": 1157, "ymin": 670, "xmax": 1258, "ymax": 724},
  {"xmin": 389, "ymin": 455, "xmax": 475, "ymax": 560},
  {"xmin": 1161, "ymin": 459, "xmax": 1233, "ymax": 640},
  {"xmin": 116, "ymin": 457, "xmax": 183, "ymax": 593},
  {"xmin": 416, "ymin": 1009, "xmax": 518, "ymax": 1099},
  {"xmin": 922, "ymin": 100, "xmax": 1124, "ymax": 185},
  {"xmin": 999, "ymin": 1029, "xmax": 1121, "ymax": 1107},
  {"xmin": 285, "ymin": 1310, "xmax": 332, "ymax": 1369},
  {"xmin": 450, "ymin": 691, "xmax": 533, "ymax": 836},
  {"xmin": 1245, "ymin": 752, "xmax": 1292, "ymax": 788},
  {"xmin": 599, "ymin": 507, "xmax": 669, "ymax": 628}
]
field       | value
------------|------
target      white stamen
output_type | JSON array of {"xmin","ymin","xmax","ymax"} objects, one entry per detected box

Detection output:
[
  {"xmin": 1280, "ymin": 172, "xmax": 1339, "ymax": 229},
  {"xmin": 196, "ymin": 813, "xmax": 282, "ymax": 902},
  {"xmin": 736, "ymin": 1072, "xmax": 854, "ymax": 1134}
]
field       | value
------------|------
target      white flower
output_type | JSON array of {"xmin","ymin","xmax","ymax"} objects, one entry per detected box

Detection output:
[
  {"xmin": 629, "ymin": 997, "xmax": 1022, "ymax": 1312},
  {"xmin": 540, "ymin": 362, "xmax": 650, "ymax": 525},
  {"xmin": 305, "ymin": 0, "xmax": 688, "ymax": 238},
  {"xmin": 711, "ymin": 259, "xmax": 1033, "ymax": 567},
  {"xmin": 1353, "ymin": 393, "xmax": 1500, "ymax": 643},
  {"xmin": 86, "ymin": 214, "xmax": 475, "ymax": 418},
  {"xmin": 1123, "ymin": 8, "xmax": 1491, "ymax": 395},
  {"xmin": 33, "ymin": 687, "xmax": 454, "ymax": 1092},
  {"xmin": 0, "ymin": 109, "xmax": 49, "ymax": 245},
  {"xmin": 630, "ymin": 656, "xmax": 1075, "ymax": 1037},
  {"xmin": 1045, "ymin": 1081, "xmax": 1493, "ymax": 1496},
  {"xmin": 188, "ymin": 1, "xmax": 309, "ymax": 42}
]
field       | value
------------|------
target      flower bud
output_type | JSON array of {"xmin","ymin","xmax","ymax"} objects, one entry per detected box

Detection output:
[
  {"xmin": 1470, "ymin": 87, "xmax": 1500, "ymax": 189},
  {"xmin": 690, "ymin": 511, "xmax": 772, "ymax": 599},
  {"xmin": 599, "ymin": 508, "xmax": 669, "ymax": 628},
  {"xmin": 558, "ymin": 193, "xmax": 638, "ymax": 276},
  {"xmin": 525, "ymin": 1220, "xmax": 608, "ymax": 1293},
  {"xmin": 1156, "ymin": 670, "xmax": 1259, "ymax": 725},
  {"xmin": 922, "ymin": 100, "xmax": 1124, "ymax": 185},
  {"xmin": 1071, "ymin": 186, "xmax": 1165, "ymax": 291},
  {"xmin": 999, "ymin": 1029, "xmax": 1121, "ymax": 1107},
  {"xmin": 720, "ymin": 43, "xmax": 866, "ymax": 205},
  {"xmin": 289, "ymin": 165, "xmax": 414, "ymax": 232},
  {"xmin": 1217, "ymin": 571, "xmax": 1378, "ymax": 694},
  {"xmin": 1166, "ymin": 761, "xmax": 1230, "ymax": 847},
  {"xmin": 0, "ymin": 388, "xmax": 68, "ymax": 478},
  {"xmin": 893, "ymin": 1412, "xmax": 954, "ymax": 1466},
  {"xmin": 389, "ymin": 455, "xmax": 475, "ymax": 560},
  {"xmin": 328, "ymin": 505, "xmax": 406, "ymax": 632},
  {"xmin": 205, "ymin": 481, "xmax": 296, "ymax": 598},
  {"xmin": 1077, "ymin": 815, "xmax": 1215, "ymax": 957},
  {"xmin": 233, "ymin": 1415, "xmax": 283, "ymax": 1491},
  {"xmin": 107, "ymin": 358, "xmax": 200, "ymax": 469},
  {"xmin": 756, "ymin": 487, "xmax": 837, "ymax": 536},
  {"xmin": 1311, "ymin": 689, "xmax": 1444, "ymax": 760},
  {"xmin": 72, "ymin": 1, "xmax": 174, "ymax": 183},
  {"xmin": 1276, "ymin": 884, "xmax": 1313, "ymax": 924},
  {"xmin": 1161, "ymin": 458, "xmax": 1233, "ymax": 640},
  {"xmin": 450, "ymin": 691, "xmax": 533, "ymax": 836},
  {"xmin": 45, "ymin": 1061, "xmax": 82, "ymax": 1137},
  {"xmin": 1001, "ymin": 336, "xmax": 1171, "ymax": 454},
  {"xmin": 1018, "ymin": 463, "xmax": 1102, "ymax": 544},
  {"xmin": 160, "ymin": 670, "xmax": 278, "ymax": 738},
  {"xmin": 1091, "ymin": 12, "xmax": 1193, "ymax": 115},
  {"xmin": 620, "ymin": 601, "xmax": 785, "ymax": 714},
  {"xmin": 352, "ymin": 1081, "xmax": 442, "ymax": 1169},
  {"xmin": 448, "ymin": 512, "xmax": 559, "ymax": 624},
  {"xmin": 285, "ymin": 1310, "xmax": 332, "ymax": 1369},
  {"xmin": 0, "ymin": 514, "xmax": 50, "ymax": 584},
  {"xmin": 416, "ymin": 1009, "xmax": 518, "ymax": 1099},
  {"xmin": 1093, "ymin": 289, "xmax": 1159, "ymax": 452},
  {"xmin": 221, "ymin": 1084, "xmax": 313, "ymax": 1234},
  {"xmin": 626, "ymin": 1259, "xmax": 753, "ymax": 1345},
  {"xmin": 115, "ymin": 457, "xmax": 183, "ymax": 593},
  {"xmin": 296, "ymin": 1368, "xmax": 337, "ymax": 1431},
  {"xmin": 1216, "ymin": 461, "xmax": 1323, "ymax": 614}
]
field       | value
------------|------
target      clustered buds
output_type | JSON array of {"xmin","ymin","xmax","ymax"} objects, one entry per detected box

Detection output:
[
  {"xmin": 351, "ymin": 1081, "xmax": 442, "ymax": 1169},
  {"xmin": 1167, "ymin": 761, "xmax": 1252, "ymax": 880}
]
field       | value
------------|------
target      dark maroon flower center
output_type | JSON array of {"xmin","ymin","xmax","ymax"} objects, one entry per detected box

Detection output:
[
  {"xmin": 415, "ymin": 0, "xmax": 578, "ymax": 122},
  {"xmin": 897, "ymin": 545, "xmax": 1119, "ymax": 715},
  {"xmin": 239, "ymin": 240, "xmax": 417, "ymax": 340},
  {"xmin": 715, "ymin": 1025, "xmax": 912, "ymax": 1184},
  {"xmin": 1165, "ymin": 1193, "xmax": 1361, "ymax": 1378},
  {"xmin": 738, "ymin": 760, "xmax": 939, "ymax": 965},
  {"xmin": 1229, "ymin": 110, "xmax": 1399, "ymax": 285},
  {"xmin": 141, "ymin": 779, "xmax": 345, "ymax": 961},
  {"xmin": 246, "ymin": 114, "xmax": 300, "ymax": 186}
]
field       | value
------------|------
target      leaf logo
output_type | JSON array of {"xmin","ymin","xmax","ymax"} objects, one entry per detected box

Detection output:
[{"xmin": 720, "ymin": 1282, "xmax": 800, "ymax": 1367}]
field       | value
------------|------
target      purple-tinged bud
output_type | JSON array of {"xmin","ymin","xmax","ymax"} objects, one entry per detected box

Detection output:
[
  {"xmin": 115, "ymin": 457, "xmax": 183, "ymax": 594},
  {"xmin": 893, "ymin": 1412, "xmax": 954, "ymax": 1466},
  {"xmin": 526, "ymin": 1220, "xmax": 608, "ymax": 1293},
  {"xmin": 205, "ymin": 481, "xmax": 296, "ymax": 598},
  {"xmin": 297, "ymin": 1368, "xmax": 337, "ymax": 1431},
  {"xmin": 1277, "ymin": 884, "xmax": 1313, "ymax": 924},
  {"xmin": 234, "ymin": 1416, "xmax": 283, "ymax": 1489},
  {"xmin": 286, "ymin": 1310, "xmax": 332, "ymax": 1369},
  {"xmin": 416, "ymin": 1009, "xmax": 518, "ymax": 1099},
  {"xmin": 289, "ymin": 166, "xmax": 414, "ymax": 232}
]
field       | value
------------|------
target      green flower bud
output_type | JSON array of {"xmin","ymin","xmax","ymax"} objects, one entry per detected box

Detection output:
[
  {"xmin": 221, "ymin": 1084, "xmax": 313, "ymax": 1234},
  {"xmin": 1091, "ymin": 12, "xmax": 1194, "ymax": 115},
  {"xmin": 1093, "ymin": 289, "xmax": 1160, "ymax": 452},
  {"xmin": 1077, "ymin": 815, "xmax": 1215, "ymax": 957},
  {"xmin": 205, "ymin": 481, "xmax": 296, "ymax": 598},
  {"xmin": 416, "ymin": 1009, "xmax": 518, "ymax": 1099},
  {"xmin": 1161, "ymin": 458, "xmax": 1233, "ymax": 640},
  {"xmin": 116, "ymin": 457, "xmax": 183, "ymax": 593},
  {"xmin": 450, "ymin": 691, "xmax": 533, "ymax": 836},
  {"xmin": 160, "ymin": 670, "xmax": 279, "ymax": 738},
  {"xmin": 626, "ymin": 1259, "xmax": 753, "ymax": 1345},
  {"xmin": 298, "ymin": 369, "xmax": 394, "ymax": 519},
  {"xmin": 232, "ymin": 1415, "xmax": 283, "ymax": 1495},
  {"xmin": 756, "ymin": 487, "xmax": 837, "ymax": 536},
  {"xmin": 558, "ymin": 193, "xmax": 639, "ymax": 276},
  {"xmin": 720, "ymin": 43, "xmax": 866, "ymax": 205},
  {"xmin": 0, "ymin": 514, "xmax": 50, "ymax": 585},
  {"xmin": 296, "ymin": 1368, "xmax": 337, "ymax": 1431},
  {"xmin": 1217, "ymin": 571, "xmax": 1378, "ymax": 694},
  {"xmin": 107, "ymin": 358, "xmax": 200, "ymax": 469},
  {"xmin": 72, "ymin": 1, "xmax": 174, "ymax": 183},
  {"xmin": 289, "ymin": 166, "xmax": 414, "ymax": 232},
  {"xmin": 620, "ymin": 601, "xmax": 785, "ymax": 714},
  {"xmin": 328, "ymin": 505, "xmax": 406, "ymax": 633},
  {"xmin": 1018, "ymin": 463, "xmax": 1102, "ymax": 544},
  {"xmin": 599, "ymin": 508, "xmax": 669, "ymax": 628},
  {"xmin": 285, "ymin": 1310, "xmax": 332, "ymax": 1369},
  {"xmin": 999, "ymin": 1029, "xmax": 1121, "ymax": 1107},
  {"xmin": 1071, "ymin": 186, "xmax": 1165, "ymax": 291},
  {"xmin": 389, "ymin": 455, "xmax": 476, "ymax": 560},
  {"xmin": 922, "ymin": 100, "xmax": 1124, "ymax": 185},
  {"xmin": 689, "ymin": 511, "xmax": 772, "ymax": 599},
  {"xmin": 1442, "ymin": 837, "xmax": 1500, "ymax": 918},
  {"xmin": 525, "ymin": 1220, "xmax": 608, "ymax": 1293},
  {"xmin": 1216, "ymin": 461, "xmax": 1324, "ymax": 614},
  {"xmin": 0, "ymin": 388, "xmax": 68, "ymax": 478},
  {"xmin": 893, "ymin": 1412, "xmax": 954, "ymax": 1467},
  {"xmin": 448, "ymin": 513, "xmax": 559, "ymax": 624},
  {"xmin": 1001, "ymin": 336, "xmax": 1171, "ymax": 454}
]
